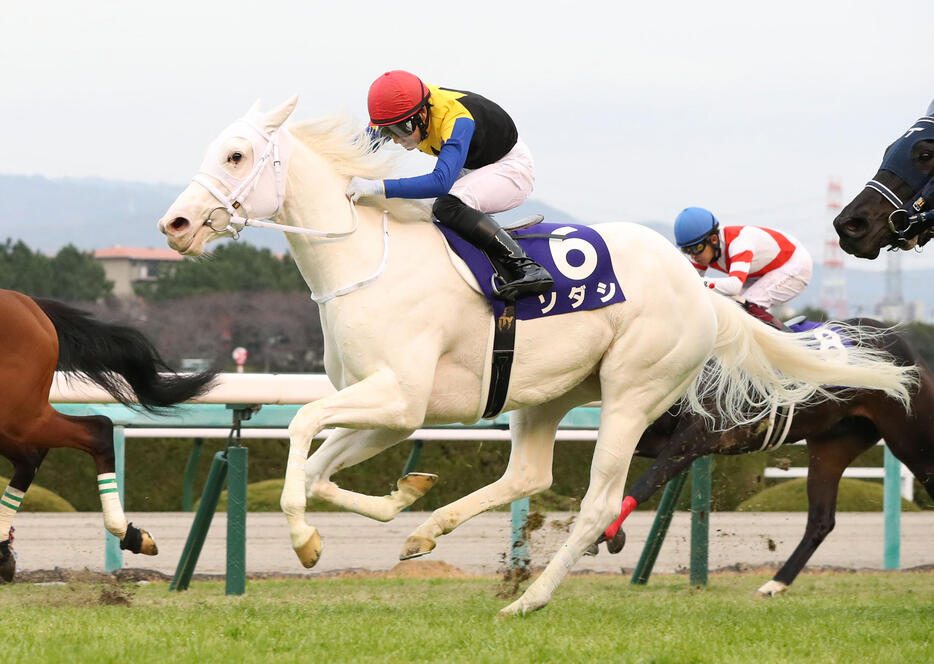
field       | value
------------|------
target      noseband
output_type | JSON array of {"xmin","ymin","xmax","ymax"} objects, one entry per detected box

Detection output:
[
  {"xmin": 193, "ymin": 118, "xmax": 359, "ymax": 240},
  {"xmin": 863, "ymin": 115, "xmax": 934, "ymax": 250},
  {"xmin": 192, "ymin": 115, "xmax": 390, "ymax": 304}
]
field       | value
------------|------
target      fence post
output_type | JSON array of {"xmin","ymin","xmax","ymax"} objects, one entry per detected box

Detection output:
[
  {"xmin": 170, "ymin": 451, "xmax": 228, "ymax": 591},
  {"xmin": 104, "ymin": 425, "xmax": 125, "ymax": 573},
  {"xmin": 225, "ymin": 445, "xmax": 248, "ymax": 595},
  {"xmin": 883, "ymin": 445, "xmax": 901, "ymax": 570},
  {"xmin": 401, "ymin": 439, "xmax": 424, "ymax": 476},
  {"xmin": 631, "ymin": 468, "xmax": 689, "ymax": 584},
  {"xmin": 690, "ymin": 455, "xmax": 711, "ymax": 586},
  {"xmin": 510, "ymin": 497, "xmax": 530, "ymax": 570},
  {"xmin": 181, "ymin": 437, "xmax": 205, "ymax": 511},
  {"xmin": 401, "ymin": 440, "xmax": 424, "ymax": 512}
]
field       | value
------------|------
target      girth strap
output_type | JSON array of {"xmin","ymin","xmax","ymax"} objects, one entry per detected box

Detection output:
[{"xmin": 482, "ymin": 303, "xmax": 517, "ymax": 419}]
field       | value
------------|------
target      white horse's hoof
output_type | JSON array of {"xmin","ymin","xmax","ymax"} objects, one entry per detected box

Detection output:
[
  {"xmin": 496, "ymin": 598, "xmax": 539, "ymax": 619},
  {"xmin": 294, "ymin": 527, "xmax": 323, "ymax": 568},
  {"xmin": 397, "ymin": 473, "xmax": 438, "ymax": 501},
  {"xmin": 755, "ymin": 580, "xmax": 788, "ymax": 598},
  {"xmin": 399, "ymin": 535, "xmax": 436, "ymax": 560}
]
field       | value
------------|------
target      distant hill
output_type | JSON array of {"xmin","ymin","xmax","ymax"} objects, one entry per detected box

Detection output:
[
  {"xmin": 0, "ymin": 174, "xmax": 926, "ymax": 316},
  {"xmin": 0, "ymin": 173, "xmax": 670, "ymax": 254},
  {"xmin": 0, "ymin": 174, "xmax": 183, "ymax": 253}
]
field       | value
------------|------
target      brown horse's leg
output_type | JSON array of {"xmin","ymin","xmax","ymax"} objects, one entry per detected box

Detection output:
[
  {"xmin": 758, "ymin": 430, "xmax": 876, "ymax": 596},
  {"xmin": 0, "ymin": 449, "xmax": 49, "ymax": 582},
  {"xmin": 10, "ymin": 409, "xmax": 157, "ymax": 556}
]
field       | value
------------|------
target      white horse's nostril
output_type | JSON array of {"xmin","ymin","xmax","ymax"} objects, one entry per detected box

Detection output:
[{"xmin": 169, "ymin": 217, "xmax": 190, "ymax": 233}]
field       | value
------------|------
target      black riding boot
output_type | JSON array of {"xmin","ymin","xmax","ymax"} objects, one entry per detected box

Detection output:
[{"xmin": 433, "ymin": 194, "xmax": 554, "ymax": 300}]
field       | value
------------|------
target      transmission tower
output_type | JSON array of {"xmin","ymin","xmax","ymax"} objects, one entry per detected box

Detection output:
[
  {"xmin": 819, "ymin": 178, "xmax": 849, "ymax": 319},
  {"xmin": 877, "ymin": 250, "xmax": 905, "ymax": 321}
]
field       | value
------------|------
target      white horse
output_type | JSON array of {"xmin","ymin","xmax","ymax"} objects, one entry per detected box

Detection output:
[{"xmin": 158, "ymin": 97, "xmax": 916, "ymax": 617}]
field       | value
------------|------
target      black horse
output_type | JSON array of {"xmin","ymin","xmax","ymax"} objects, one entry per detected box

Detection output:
[
  {"xmin": 835, "ymin": 99, "xmax": 934, "ymax": 258},
  {"xmin": 590, "ymin": 318, "xmax": 934, "ymax": 596}
]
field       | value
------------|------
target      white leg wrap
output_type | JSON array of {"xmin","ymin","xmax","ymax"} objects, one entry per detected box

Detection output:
[
  {"xmin": 98, "ymin": 473, "xmax": 128, "ymax": 539},
  {"xmin": 0, "ymin": 486, "xmax": 25, "ymax": 538}
]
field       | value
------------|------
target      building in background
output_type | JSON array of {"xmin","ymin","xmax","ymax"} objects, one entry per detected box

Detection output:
[{"xmin": 94, "ymin": 246, "xmax": 182, "ymax": 297}]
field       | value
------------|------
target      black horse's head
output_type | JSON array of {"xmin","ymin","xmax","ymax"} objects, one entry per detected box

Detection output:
[{"xmin": 835, "ymin": 100, "xmax": 934, "ymax": 259}]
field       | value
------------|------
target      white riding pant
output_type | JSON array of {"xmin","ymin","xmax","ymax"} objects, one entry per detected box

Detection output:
[
  {"xmin": 742, "ymin": 247, "xmax": 814, "ymax": 309},
  {"xmin": 448, "ymin": 137, "xmax": 535, "ymax": 214}
]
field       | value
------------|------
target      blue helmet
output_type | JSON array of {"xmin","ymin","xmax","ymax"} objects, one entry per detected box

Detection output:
[{"xmin": 674, "ymin": 207, "xmax": 719, "ymax": 247}]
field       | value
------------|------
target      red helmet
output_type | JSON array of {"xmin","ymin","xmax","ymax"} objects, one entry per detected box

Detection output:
[{"xmin": 367, "ymin": 70, "xmax": 430, "ymax": 126}]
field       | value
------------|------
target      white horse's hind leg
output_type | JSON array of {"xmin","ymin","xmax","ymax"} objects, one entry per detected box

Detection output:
[
  {"xmin": 498, "ymin": 403, "xmax": 648, "ymax": 617},
  {"xmin": 498, "ymin": 339, "xmax": 704, "ymax": 617},
  {"xmin": 401, "ymin": 387, "xmax": 594, "ymax": 559}
]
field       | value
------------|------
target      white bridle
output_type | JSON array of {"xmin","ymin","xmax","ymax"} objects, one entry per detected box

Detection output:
[
  {"xmin": 191, "ymin": 114, "xmax": 389, "ymax": 303},
  {"xmin": 192, "ymin": 116, "xmax": 361, "ymax": 240}
]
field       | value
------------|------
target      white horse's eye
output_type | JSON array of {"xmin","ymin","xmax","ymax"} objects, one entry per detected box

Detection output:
[{"xmin": 229, "ymin": 152, "xmax": 243, "ymax": 164}]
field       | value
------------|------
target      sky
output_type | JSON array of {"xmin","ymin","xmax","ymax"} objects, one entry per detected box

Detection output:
[{"xmin": 3, "ymin": 0, "xmax": 934, "ymax": 269}]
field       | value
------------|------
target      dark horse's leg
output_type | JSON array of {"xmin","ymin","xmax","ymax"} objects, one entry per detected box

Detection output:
[
  {"xmin": 881, "ymin": 370, "xmax": 934, "ymax": 506},
  {"xmin": 757, "ymin": 427, "xmax": 877, "ymax": 596},
  {"xmin": 592, "ymin": 410, "xmax": 713, "ymax": 555},
  {"xmin": 0, "ymin": 449, "xmax": 49, "ymax": 582}
]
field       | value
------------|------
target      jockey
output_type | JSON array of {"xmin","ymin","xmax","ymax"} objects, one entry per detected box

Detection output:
[
  {"xmin": 346, "ymin": 70, "xmax": 554, "ymax": 300},
  {"xmin": 673, "ymin": 206, "xmax": 813, "ymax": 329}
]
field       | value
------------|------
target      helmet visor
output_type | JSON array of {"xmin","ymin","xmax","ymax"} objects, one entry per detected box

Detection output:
[
  {"xmin": 680, "ymin": 240, "xmax": 708, "ymax": 257},
  {"xmin": 379, "ymin": 116, "xmax": 420, "ymax": 139}
]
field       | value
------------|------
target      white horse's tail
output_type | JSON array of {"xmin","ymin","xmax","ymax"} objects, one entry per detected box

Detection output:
[{"xmin": 684, "ymin": 293, "xmax": 919, "ymax": 426}]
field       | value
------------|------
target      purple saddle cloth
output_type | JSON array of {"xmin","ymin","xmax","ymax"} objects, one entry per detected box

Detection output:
[{"xmin": 436, "ymin": 221, "xmax": 626, "ymax": 320}]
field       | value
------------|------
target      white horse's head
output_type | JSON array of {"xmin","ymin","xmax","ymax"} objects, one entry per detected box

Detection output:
[{"xmin": 158, "ymin": 95, "xmax": 299, "ymax": 255}]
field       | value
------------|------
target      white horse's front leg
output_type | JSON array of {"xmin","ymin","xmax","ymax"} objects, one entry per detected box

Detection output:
[{"xmin": 281, "ymin": 368, "xmax": 430, "ymax": 568}]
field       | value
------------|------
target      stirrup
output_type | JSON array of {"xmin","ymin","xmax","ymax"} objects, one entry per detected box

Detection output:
[{"xmin": 490, "ymin": 273, "xmax": 553, "ymax": 300}]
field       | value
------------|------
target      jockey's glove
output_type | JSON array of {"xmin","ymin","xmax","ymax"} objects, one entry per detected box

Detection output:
[{"xmin": 346, "ymin": 177, "xmax": 385, "ymax": 202}]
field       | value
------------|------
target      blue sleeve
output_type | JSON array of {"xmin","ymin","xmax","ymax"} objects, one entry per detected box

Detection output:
[{"xmin": 383, "ymin": 117, "xmax": 475, "ymax": 199}]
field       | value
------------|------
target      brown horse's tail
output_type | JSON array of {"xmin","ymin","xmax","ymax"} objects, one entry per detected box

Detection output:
[{"xmin": 33, "ymin": 297, "xmax": 218, "ymax": 410}]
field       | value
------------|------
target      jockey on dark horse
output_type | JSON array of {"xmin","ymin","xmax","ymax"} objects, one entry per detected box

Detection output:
[
  {"xmin": 346, "ymin": 70, "xmax": 554, "ymax": 300},
  {"xmin": 674, "ymin": 207, "xmax": 814, "ymax": 330}
]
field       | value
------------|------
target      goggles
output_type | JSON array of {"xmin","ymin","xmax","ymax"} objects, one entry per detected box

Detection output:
[
  {"xmin": 680, "ymin": 240, "xmax": 708, "ymax": 256},
  {"xmin": 379, "ymin": 116, "xmax": 420, "ymax": 139}
]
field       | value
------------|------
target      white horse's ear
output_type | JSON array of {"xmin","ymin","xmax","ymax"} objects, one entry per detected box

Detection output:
[
  {"xmin": 248, "ymin": 98, "xmax": 263, "ymax": 115},
  {"xmin": 263, "ymin": 94, "xmax": 299, "ymax": 132},
  {"xmin": 926, "ymin": 99, "xmax": 934, "ymax": 116}
]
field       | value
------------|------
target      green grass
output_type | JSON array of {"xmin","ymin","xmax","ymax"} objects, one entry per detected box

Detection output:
[{"xmin": 1, "ymin": 573, "xmax": 932, "ymax": 663}]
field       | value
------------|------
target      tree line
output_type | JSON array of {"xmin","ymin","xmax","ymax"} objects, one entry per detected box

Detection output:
[
  {"xmin": 0, "ymin": 239, "xmax": 320, "ymax": 373},
  {"xmin": 0, "ymin": 238, "xmax": 307, "ymax": 301},
  {"xmin": 0, "ymin": 240, "xmax": 112, "ymax": 300}
]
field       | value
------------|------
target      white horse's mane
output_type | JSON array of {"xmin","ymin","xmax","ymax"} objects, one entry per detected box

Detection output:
[{"xmin": 288, "ymin": 114, "xmax": 432, "ymax": 223}]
